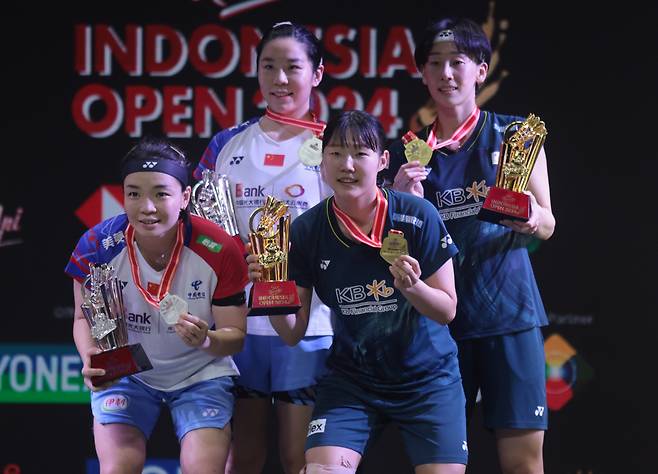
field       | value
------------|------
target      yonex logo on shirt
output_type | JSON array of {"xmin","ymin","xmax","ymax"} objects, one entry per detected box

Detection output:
[
  {"xmin": 196, "ymin": 235, "xmax": 223, "ymax": 253},
  {"xmin": 142, "ymin": 161, "xmax": 157, "ymax": 168},
  {"xmin": 320, "ymin": 260, "xmax": 330, "ymax": 270},
  {"xmin": 440, "ymin": 235, "xmax": 453, "ymax": 249},
  {"xmin": 230, "ymin": 156, "xmax": 244, "ymax": 165}
]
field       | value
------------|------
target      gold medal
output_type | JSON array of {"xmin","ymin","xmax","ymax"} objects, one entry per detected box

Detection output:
[
  {"xmin": 299, "ymin": 136, "xmax": 323, "ymax": 166},
  {"xmin": 404, "ymin": 138, "xmax": 433, "ymax": 166},
  {"xmin": 380, "ymin": 229, "xmax": 408, "ymax": 264}
]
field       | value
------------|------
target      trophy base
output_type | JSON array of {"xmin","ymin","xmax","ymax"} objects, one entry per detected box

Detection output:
[
  {"xmin": 90, "ymin": 343, "xmax": 153, "ymax": 387},
  {"xmin": 477, "ymin": 187, "xmax": 529, "ymax": 224},
  {"xmin": 248, "ymin": 280, "xmax": 302, "ymax": 316}
]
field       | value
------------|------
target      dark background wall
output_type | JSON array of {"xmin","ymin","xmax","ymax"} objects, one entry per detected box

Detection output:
[{"xmin": 1, "ymin": 1, "xmax": 656, "ymax": 473}]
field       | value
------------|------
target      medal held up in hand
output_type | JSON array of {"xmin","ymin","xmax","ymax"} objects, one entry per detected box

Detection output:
[
  {"xmin": 81, "ymin": 264, "xmax": 152, "ymax": 386},
  {"xmin": 478, "ymin": 114, "xmax": 548, "ymax": 224},
  {"xmin": 380, "ymin": 230, "xmax": 408, "ymax": 264}
]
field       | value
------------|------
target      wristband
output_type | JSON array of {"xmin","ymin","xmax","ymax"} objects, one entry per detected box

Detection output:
[{"xmin": 201, "ymin": 335, "xmax": 211, "ymax": 349}]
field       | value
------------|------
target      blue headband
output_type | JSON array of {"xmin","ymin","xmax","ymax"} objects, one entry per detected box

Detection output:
[{"xmin": 120, "ymin": 158, "xmax": 190, "ymax": 187}]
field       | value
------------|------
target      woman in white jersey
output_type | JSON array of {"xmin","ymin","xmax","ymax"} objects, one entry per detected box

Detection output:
[
  {"xmin": 193, "ymin": 21, "xmax": 333, "ymax": 474},
  {"xmin": 66, "ymin": 137, "xmax": 249, "ymax": 473}
]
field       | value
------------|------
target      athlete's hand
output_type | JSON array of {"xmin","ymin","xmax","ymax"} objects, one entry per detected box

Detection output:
[
  {"xmin": 392, "ymin": 161, "xmax": 426, "ymax": 197},
  {"xmin": 500, "ymin": 191, "xmax": 540, "ymax": 236},
  {"xmin": 175, "ymin": 313, "xmax": 209, "ymax": 348},
  {"xmin": 389, "ymin": 255, "xmax": 422, "ymax": 290},
  {"xmin": 80, "ymin": 346, "xmax": 119, "ymax": 392},
  {"xmin": 245, "ymin": 243, "xmax": 263, "ymax": 282}
]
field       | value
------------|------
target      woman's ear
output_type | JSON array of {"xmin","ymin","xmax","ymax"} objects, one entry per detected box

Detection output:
[
  {"xmin": 312, "ymin": 63, "xmax": 324, "ymax": 87},
  {"xmin": 379, "ymin": 150, "xmax": 390, "ymax": 172}
]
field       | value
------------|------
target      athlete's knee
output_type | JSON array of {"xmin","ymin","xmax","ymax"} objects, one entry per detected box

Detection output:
[{"xmin": 301, "ymin": 463, "xmax": 357, "ymax": 474}]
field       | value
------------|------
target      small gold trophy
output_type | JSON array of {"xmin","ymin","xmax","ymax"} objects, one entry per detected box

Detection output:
[
  {"xmin": 478, "ymin": 114, "xmax": 547, "ymax": 223},
  {"xmin": 247, "ymin": 196, "xmax": 301, "ymax": 316}
]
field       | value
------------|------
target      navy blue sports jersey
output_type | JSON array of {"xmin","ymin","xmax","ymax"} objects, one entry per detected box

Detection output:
[
  {"xmin": 289, "ymin": 189, "xmax": 460, "ymax": 393},
  {"xmin": 384, "ymin": 110, "xmax": 549, "ymax": 340}
]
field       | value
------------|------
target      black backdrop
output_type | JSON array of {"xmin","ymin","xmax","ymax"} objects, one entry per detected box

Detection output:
[{"xmin": 1, "ymin": 1, "xmax": 657, "ymax": 473}]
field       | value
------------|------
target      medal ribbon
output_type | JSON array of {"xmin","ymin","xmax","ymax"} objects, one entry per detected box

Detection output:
[
  {"xmin": 265, "ymin": 107, "xmax": 326, "ymax": 137},
  {"xmin": 332, "ymin": 188, "xmax": 388, "ymax": 248},
  {"xmin": 125, "ymin": 221, "xmax": 184, "ymax": 308},
  {"xmin": 402, "ymin": 106, "xmax": 480, "ymax": 150}
]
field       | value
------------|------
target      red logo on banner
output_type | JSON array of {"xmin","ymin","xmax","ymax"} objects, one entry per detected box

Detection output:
[
  {"xmin": 75, "ymin": 185, "xmax": 125, "ymax": 228},
  {"xmin": 264, "ymin": 154, "xmax": 285, "ymax": 167}
]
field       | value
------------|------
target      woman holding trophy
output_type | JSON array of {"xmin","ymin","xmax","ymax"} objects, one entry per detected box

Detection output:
[
  {"xmin": 248, "ymin": 110, "xmax": 468, "ymax": 474},
  {"xmin": 65, "ymin": 137, "xmax": 249, "ymax": 473},
  {"xmin": 193, "ymin": 21, "xmax": 333, "ymax": 474},
  {"xmin": 383, "ymin": 17, "xmax": 556, "ymax": 474}
]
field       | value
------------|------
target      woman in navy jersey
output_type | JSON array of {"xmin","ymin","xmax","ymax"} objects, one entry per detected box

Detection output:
[
  {"xmin": 193, "ymin": 21, "xmax": 333, "ymax": 474},
  {"xmin": 66, "ymin": 137, "xmax": 249, "ymax": 473},
  {"xmin": 248, "ymin": 110, "xmax": 467, "ymax": 474},
  {"xmin": 383, "ymin": 17, "xmax": 556, "ymax": 474}
]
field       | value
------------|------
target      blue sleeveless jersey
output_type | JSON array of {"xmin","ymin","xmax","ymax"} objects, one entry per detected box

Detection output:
[
  {"xmin": 384, "ymin": 111, "xmax": 548, "ymax": 340},
  {"xmin": 289, "ymin": 189, "xmax": 461, "ymax": 393}
]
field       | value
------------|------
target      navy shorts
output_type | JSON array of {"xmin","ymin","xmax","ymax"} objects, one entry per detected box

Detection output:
[
  {"xmin": 305, "ymin": 372, "xmax": 468, "ymax": 467},
  {"xmin": 458, "ymin": 327, "xmax": 548, "ymax": 430}
]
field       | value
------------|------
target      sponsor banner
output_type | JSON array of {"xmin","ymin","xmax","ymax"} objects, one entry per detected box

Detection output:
[{"xmin": 0, "ymin": 344, "xmax": 87, "ymax": 404}]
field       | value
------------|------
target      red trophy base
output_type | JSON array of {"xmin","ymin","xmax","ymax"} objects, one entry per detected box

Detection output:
[
  {"xmin": 478, "ymin": 187, "xmax": 529, "ymax": 224},
  {"xmin": 90, "ymin": 343, "xmax": 153, "ymax": 387},
  {"xmin": 248, "ymin": 280, "xmax": 302, "ymax": 316}
]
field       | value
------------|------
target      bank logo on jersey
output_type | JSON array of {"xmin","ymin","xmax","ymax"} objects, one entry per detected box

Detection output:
[
  {"xmin": 365, "ymin": 279, "xmax": 394, "ymax": 301},
  {"xmin": 127, "ymin": 311, "xmax": 153, "ymax": 333}
]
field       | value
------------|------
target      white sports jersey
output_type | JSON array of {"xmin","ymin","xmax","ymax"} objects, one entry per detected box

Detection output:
[
  {"xmin": 66, "ymin": 214, "xmax": 249, "ymax": 391},
  {"xmin": 195, "ymin": 118, "xmax": 333, "ymax": 336}
]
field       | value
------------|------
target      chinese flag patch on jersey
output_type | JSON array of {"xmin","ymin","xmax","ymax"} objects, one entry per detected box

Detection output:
[
  {"xmin": 264, "ymin": 154, "xmax": 285, "ymax": 166},
  {"xmin": 147, "ymin": 281, "xmax": 160, "ymax": 296}
]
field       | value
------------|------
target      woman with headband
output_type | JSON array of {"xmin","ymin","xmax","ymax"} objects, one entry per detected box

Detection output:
[
  {"xmin": 383, "ymin": 17, "xmax": 555, "ymax": 473},
  {"xmin": 65, "ymin": 136, "xmax": 249, "ymax": 473},
  {"xmin": 193, "ymin": 21, "xmax": 333, "ymax": 474}
]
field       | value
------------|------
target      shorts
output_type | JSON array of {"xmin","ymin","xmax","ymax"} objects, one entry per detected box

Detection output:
[
  {"xmin": 91, "ymin": 375, "xmax": 235, "ymax": 441},
  {"xmin": 233, "ymin": 334, "xmax": 331, "ymax": 402},
  {"xmin": 458, "ymin": 326, "xmax": 548, "ymax": 430},
  {"xmin": 305, "ymin": 372, "xmax": 468, "ymax": 466}
]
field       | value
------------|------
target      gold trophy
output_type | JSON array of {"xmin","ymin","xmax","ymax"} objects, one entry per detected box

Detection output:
[
  {"xmin": 191, "ymin": 169, "xmax": 240, "ymax": 236},
  {"xmin": 478, "ymin": 114, "xmax": 547, "ymax": 223},
  {"xmin": 247, "ymin": 196, "xmax": 301, "ymax": 316},
  {"xmin": 81, "ymin": 264, "xmax": 152, "ymax": 386}
]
